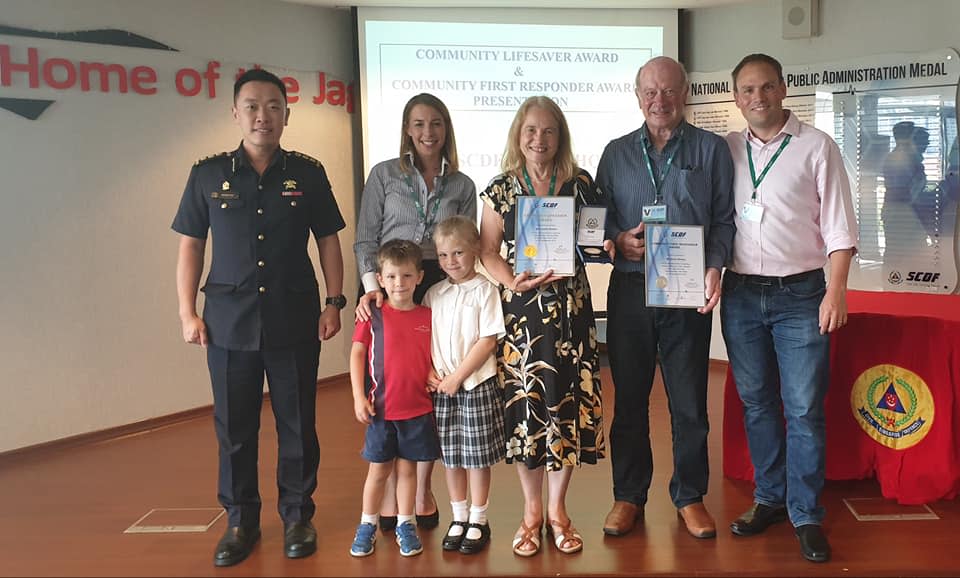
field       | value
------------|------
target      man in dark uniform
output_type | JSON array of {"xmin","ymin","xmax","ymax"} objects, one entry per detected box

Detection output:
[{"xmin": 172, "ymin": 69, "xmax": 346, "ymax": 567}]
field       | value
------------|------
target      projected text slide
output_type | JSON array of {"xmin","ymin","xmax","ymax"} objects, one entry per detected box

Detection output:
[{"xmin": 364, "ymin": 20, "xmax": 663, "ymax": 188}]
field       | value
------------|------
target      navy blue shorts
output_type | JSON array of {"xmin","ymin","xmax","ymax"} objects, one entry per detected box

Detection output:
[{"xmin": 361, "ymin": 412, "xmax": 441, "ymax": 463}]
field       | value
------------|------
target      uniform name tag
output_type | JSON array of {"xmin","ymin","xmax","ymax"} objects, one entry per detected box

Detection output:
[
  {"xmin": 211, "ymin": 191, "xmax": 239, "ymax": 200},
  {"xmin": 281, "ymin": 191, "xmax": 303, "ymax": 197}
]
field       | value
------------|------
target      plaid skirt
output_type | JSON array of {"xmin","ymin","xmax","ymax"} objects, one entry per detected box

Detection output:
[{"xmin": 433, "ymin": 375, "xmax": 506, "ymax": 469}]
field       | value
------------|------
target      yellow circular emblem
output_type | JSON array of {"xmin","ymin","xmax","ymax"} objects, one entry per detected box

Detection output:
[
  {"xmin": 523, "ymin": 245, "xmax": 538, "ymax": 258},
  {"xmin": 850, "ymin": 364, "xmax": 934, "ymax": 450},
  {"xmin": 656, "ymin": 276, "xmax": 668, "ymax": 289}
]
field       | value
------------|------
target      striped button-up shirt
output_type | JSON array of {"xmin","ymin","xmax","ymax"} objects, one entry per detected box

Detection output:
[{"xmin": 354, "ymin": 155, "xmax": 476, "ymax": 293}]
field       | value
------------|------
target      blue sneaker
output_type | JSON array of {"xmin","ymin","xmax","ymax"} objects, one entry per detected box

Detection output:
[
  {"xmin": 395, "ymin": 521, "xmax": 423, "ymax": 557},
  {"xmin": 350, "ymin": 522, "xmax": 377, "ymax": 557}
]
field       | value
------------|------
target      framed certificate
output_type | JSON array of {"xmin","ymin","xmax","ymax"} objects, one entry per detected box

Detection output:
[
  {"xmin": 644, "ymin": 223, "xmax": 706, "ymax": 308},
  {"xmin": 514, "ymin": 196, "xmax": 575, "ymax": 277}
]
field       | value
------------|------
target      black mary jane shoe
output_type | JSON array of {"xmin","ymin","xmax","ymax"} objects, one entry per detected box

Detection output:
[
  {"xmin": 458, "ymin": 522, "xmax": 491, "ymax": 554},
  {"xmin": 379, "ymin": 515, "xmax": 397, "ymax": 533},
  {"xmin": 442, "ymin": 520, "xmax": 469, "ymax": 551},
  {"xmin": 416, "ymin": 509, "xmax": 440, "ymax": 530},
  {"xmin": 213, "ymin": 525, "xmax": 261, "ymax": 567}
]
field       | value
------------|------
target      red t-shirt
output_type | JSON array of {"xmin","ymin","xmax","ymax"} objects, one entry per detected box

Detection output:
[{"xmin": 352, "ymin": 302, "xmax": 433, "ymax": 420}]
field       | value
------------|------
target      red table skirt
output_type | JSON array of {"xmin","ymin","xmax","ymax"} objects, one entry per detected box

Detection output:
[{"xmin": 722, "ymin": 290, "xmax": 960, "ymax": 505}]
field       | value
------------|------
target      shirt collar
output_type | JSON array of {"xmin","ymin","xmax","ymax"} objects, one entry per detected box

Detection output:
[
  {"xmin": 744, "ymin": 110, "xmax": 799, "ymax": 145},
  {"xmin": 639, "ymin": 119, "xmax": 687, "ymax": 151},
  {"xmin": 233, "ymin": 142, "xmax": 286, "ymax": 174},
  {"xmin": 434, "ymin": 274, "xmax": 485, "ymax": 294},
  {"xmin": 404, "ymin": 151, "xmax": 450, "ymax": 176}
]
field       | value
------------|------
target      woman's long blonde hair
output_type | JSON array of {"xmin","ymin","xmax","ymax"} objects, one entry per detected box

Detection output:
[{"xmin": 501, "ymin": 96, "xmax": 577, "ymax": 186}]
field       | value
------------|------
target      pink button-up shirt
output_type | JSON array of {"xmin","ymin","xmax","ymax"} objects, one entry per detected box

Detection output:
[{"xmin": 725, "ymin": 111, "xmax": 858, "ymax": 277}]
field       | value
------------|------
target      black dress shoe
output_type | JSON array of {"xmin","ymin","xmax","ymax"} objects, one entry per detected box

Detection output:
[
  {"xmin": 796, "ymin": 524, "xmax": 831, "ymax": 563},
  {"xmin": 416, "ymin": 509, "xmax": 440, "ymax": 530},
  {"xmin": 458, "ymin": 522, "xmax": 491, "ymax": 554},
  {"xmin": 213, "ymin": 525, "xmax": 260, "ymax": 567},
  {"xmin": 730, "ymin": 503, "xmax": 788, "ymax": 536},
  {"xmin": 379, "ymin": 515, "xmax": 397, "ymax": 533},
  {"xmin": 442, "ymin": 521, "xmax": 469, "ymax": 551},
  {"xmin": 284, "ymin": 521, "xmax": 317, "ymax": 559}
]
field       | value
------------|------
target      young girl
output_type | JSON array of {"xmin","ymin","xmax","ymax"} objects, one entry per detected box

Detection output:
[{"xmin": 422, "ymin": 215, "xmax": 506, "ymax": 555}]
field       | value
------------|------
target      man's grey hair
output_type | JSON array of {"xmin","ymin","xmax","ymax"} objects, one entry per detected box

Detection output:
[{"xmin": 634, "ymin": 56, "xmax": 689, "ymax": 90}]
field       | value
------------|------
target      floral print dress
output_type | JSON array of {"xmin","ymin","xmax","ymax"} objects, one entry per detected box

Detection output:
[{"xmin": 480, "ymin": 169, "xmax": 605, "ymax": 471}]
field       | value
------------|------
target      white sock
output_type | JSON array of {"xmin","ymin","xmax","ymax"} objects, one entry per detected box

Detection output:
[
  {"xmin": 360, "ymin": 512, "xmax": 378, "ymax": 526},
  {"xmin": 466, "ymin": 503, "xmax": 488, "ymax": 540},
  {"xmin": 451, "ymin": 500, "xmax": 469, "ymax": 523},
  {"xmin": 397, "ymin": 514, "xmax": 416, "ymax": 528}
]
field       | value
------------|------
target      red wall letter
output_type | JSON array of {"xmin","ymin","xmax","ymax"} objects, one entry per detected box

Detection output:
[
  {"xmin": 1, "ymin": 45, "xmax": 40, "ymax": 88},
  {"xmin": 130, "ymin": 66, "xmax": 158, "ymax": 95},
  {"xmin": 42, "ymin": 58, "xmax": 77, "ymax": 90}
]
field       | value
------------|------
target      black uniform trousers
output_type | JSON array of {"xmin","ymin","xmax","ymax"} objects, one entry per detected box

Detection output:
[
  {"xmin": 606, "ymin": 270, "xmax": 712, "ymax": 510},
  {"xmin": 206, "ymin": 338, "xmax": 321, "ymax": 528}
]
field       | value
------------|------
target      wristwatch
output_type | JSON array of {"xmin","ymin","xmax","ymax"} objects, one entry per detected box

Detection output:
[{"xmin": 324, "ymin": 294, "xmax": 347, "ymax": 310}]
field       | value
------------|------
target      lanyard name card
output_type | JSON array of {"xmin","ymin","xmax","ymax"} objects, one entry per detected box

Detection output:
[
  {"xmin": 641, "ymin": 128, "xmax": 683, "ymax": 222},
  {"xmin": 746, "ymin": 134, "xmax": 791, "ymax": 200},
  {"xmin": 404, "ymin": 172, "xmax": 445, "ymax": 242}
]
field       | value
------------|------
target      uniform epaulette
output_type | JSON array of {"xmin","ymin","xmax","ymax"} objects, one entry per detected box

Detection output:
[
  {"xmin": 194, "ymin": 152, "xmax": 230, "ymax": 167},
  {"xmin": 289, "ymin": 151, "xmax": 323, "ymax": 168}
]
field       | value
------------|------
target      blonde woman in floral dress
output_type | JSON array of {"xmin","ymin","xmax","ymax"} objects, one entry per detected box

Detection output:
[{"xmin": 478, "ymin": 96, "xmax": 605, "ymax": 557}]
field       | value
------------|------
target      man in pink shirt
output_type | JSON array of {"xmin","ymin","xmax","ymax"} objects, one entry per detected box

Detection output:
[{"xmin": 721, "ymin": 54, "xmax": 858, "ymax": 564}]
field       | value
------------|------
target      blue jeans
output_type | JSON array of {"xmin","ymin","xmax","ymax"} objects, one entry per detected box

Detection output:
[
  {"xmin": 607, "ymin": 270, "xmax": 712, "ymax": 509},
  {"xmin": 720, "ymin": 270, "xmax": 830, "ymax": 527}
]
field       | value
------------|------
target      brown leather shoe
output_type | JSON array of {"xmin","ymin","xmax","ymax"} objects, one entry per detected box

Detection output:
[
  {"xmin": 603, "ymin": 501, "xmax": 642, "ymax": 536},
  {"xmin": 677, "ymin": 503, "xmax": 717, "ymax": 539}
]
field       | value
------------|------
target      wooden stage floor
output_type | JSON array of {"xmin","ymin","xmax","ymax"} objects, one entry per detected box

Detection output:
[{"xmin": 1, "ymin": 363, "xmax": 957, "ymax": 577}]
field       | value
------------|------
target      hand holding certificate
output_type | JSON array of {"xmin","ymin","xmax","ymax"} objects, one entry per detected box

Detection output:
[
  {"xmin": 644, "ymin": 224, "xmax": 706, "ymax": 308},
  {"xmin": 514, "ymin": 196, "xmax": 576, "ymax": 277}
]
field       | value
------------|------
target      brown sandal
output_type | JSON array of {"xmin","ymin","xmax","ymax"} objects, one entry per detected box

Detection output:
[
  {"xmin": 511, "ymin": 520, "xmax": 542, "ymax": 557},
  {"xmin": 547, "ymin": 519, "xmax": 583, "ymax": 554}
]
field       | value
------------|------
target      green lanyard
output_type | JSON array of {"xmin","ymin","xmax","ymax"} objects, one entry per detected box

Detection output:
[
  {"xmin": 522, "ymin": 165, "xmax": 557, "ymax": 196},
  {"xmin": 403, "ymin": 172, "xmax": 445, "ymax": 229},
  {"xmin": 641, "ymin": 128, "xmax": 683, "ymax": 204},
  {"xmin": 746, "ymin": 134, "xmax": 791, "ymax": 200}
]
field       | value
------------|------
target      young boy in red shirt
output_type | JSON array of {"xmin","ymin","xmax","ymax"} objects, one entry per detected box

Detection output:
[{"xmin": 349, "ymin": 239, "xmax": 439, "ymax": 557}]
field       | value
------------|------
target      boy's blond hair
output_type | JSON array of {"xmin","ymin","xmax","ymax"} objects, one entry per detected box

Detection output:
[{"xmin": 433, "ymin": 215, "xmax": 480, "ymax": 253}]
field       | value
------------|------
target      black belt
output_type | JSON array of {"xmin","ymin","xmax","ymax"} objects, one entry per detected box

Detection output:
[{"xmin": 731, "ymin": 269, "xmax": 820, "ymax": 287}]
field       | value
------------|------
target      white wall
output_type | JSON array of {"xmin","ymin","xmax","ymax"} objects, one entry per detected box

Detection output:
[
  {"xmin": 0, "ymin": 0, "xmax": 357, "ymax": 452},
  {"xmin": 683, "ymin": 0, "xmax": 960, "ymax": 360},
  {"xmin": 684, "ymin": 0, "xmax": 960, "ymax": 73}
]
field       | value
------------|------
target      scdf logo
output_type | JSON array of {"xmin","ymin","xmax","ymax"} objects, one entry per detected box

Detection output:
[
  {"xmin": 887, "ymin": 270, "xmax": 903, "ymax": 285},
  {"xmin": 850, "ymin": 364, "xmax": 934, "ymax": 450}
]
